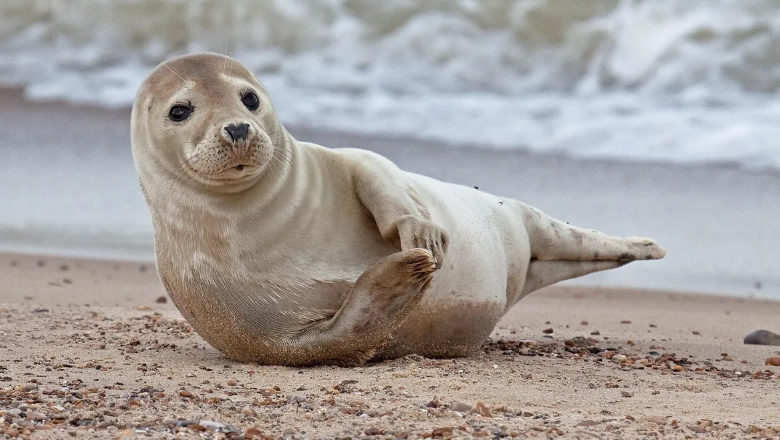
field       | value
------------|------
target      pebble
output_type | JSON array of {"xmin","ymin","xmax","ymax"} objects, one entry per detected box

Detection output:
[
  {"xmin": 621, "ymin": 391, "xmax": 634, "ymax": 398},
  {"xmin": 432, "ymin": 427, "xmax": 454, "ymax": 437},
  {"xmin": 364, "ymin": 427, "xmax": 383, "ymax": 436},
  {"xmin": 620, "ymin": 320, "xmax": 632, "ymax": 324},
  {"xmin": 645, "ymin": 416, "xmax": 667, "ymax": 425},
  {"xmin": 227, "ymin": 379, "xmax": 238, "ymax": 386},
  {"xmin": 613, "ymin": 354, "xmax": 627, "ymax": 363},
  {"xmin": 245, "ymin": 427, "xmax": 264, "ymax": 439},
  {"xmin": 27, "ymin": 411, "xmax": 47, "ymax": 421},
  {"xmin": 744, "ymin": 330, "xmax": 780, "ymax": 346},
  {"xmin": 200, "ymin": 420, "xmax": 240, "ymax": 434},
  {"xmin": 451, "ymin": 401, "xmax": 472, "ymax": 412},
  {"xmin": 542, "ymin": 328, "xmax": 554, "ymax": 334},
  {"xmin": 155, "ymin": 296, "xmax": 168, "ymax": 304},
  {"xmin": 766, "ymin": 357, "xmax": 780, "ymax": 367},
  {"xmin": 473, "ymin": 402, "xmax": 492, "ymax": 418}
]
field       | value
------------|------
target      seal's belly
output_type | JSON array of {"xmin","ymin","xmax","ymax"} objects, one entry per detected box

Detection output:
[
  {"xmin": 373, "ymin": 174, "xmax": 532, "ymax": 358},
  {"xmin": 378, "ymin": 300, "xmax": 504, "ymax": 359}
]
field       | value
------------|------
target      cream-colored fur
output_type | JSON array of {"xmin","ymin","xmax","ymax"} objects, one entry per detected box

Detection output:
[{"xmin": 131, "ymin": 53, "xmax": 666, "ymax": 366}]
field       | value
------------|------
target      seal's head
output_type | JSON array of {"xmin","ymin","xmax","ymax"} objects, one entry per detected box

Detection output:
[{"xmin": 132, "ymin": 53, "xmax": 284, "ymax": 194}]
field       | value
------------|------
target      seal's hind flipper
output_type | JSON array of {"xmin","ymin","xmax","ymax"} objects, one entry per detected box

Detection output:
[
  {"xmin": 518, "ymin": 203, "xmax": 666, "ymax": 262},
  {"xmin": 520, "ymin": 260, "xmax": 627, "ymax": 297}
]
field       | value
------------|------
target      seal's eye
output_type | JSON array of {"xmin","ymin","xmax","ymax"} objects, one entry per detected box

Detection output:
[
  {"xmin": 241, "ymin": 91, "xmax": 260, "ymax": 111},
  {"xmin": 168, "ymin": 104, "xmax": 193, "ymax": 122}
]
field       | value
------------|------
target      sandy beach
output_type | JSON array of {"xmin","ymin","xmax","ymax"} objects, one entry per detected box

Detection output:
[
  {"xmin": 5, "ymin": 4, "xmax": 780, "ymax": 438},
  {"xmin": 2, "ymin": 251, "xmax": 779, "ymax": 439}
]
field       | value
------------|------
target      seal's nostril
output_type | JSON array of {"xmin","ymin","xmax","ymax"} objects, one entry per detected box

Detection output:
[{"xmin": 225, "ymin": 123, "xmax": 250, "ymax": 142}]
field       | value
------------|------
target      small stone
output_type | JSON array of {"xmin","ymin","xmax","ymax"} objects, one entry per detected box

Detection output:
[
  {"xmin": 473, "ymin": 402, "xmax": 492, "ymax": 418},
  {"xmin": 227, "ymin": 379, "xmax": 238, "ymax": 386},
  {"xmin": 364, "ymin": 427, "xmax": 383, "ymax": 436},
  {"xmin": 426, "ymin": 396, "xmax": 442, "ymax": 408},
  {"xmin": 27, "ymin": 412, "xmax": 47, "ymax": 422},
  {"xmin": 765, "ymin": 357, "xmax": 780, "ymax": 366},
  {"xmin": 8, "ymin": 408, "xmax": 21, "ymax": 416},
  {"xmin": 621, "ymin": 391, "xmax": 634, "ymax": 398},
  {"xmin": 155, "ymin": 296, "xmax": 168, "ymax": 304},
  {"xmin": 645, "ymin": 416, "xmax": 666, "ymax": 425},
  {"xmin": 672, "ymin": 364, "xmax": 684, "ymax": 372},
  {"xmin": 575, "ymin": 420, "xmax": 598, "ymax": 427},
  {"xmin": 199, "ymin": 420, "xmax": 233, "ymax": 432},
  {"xmin": 179, "ymin": 390, "xmax": 193, "ymax": 398},
  {"xmin": 580, "ymin": 321, "xmax": 588, "ymax": 326},
  {"xmin": 431, "ymin": 427, "xmax": 454, "ymax": 437},
  {"xmin": 542, "ymin": 328, "xmax": 554, "ymax": 334},
  {"xmin": 692, "ymin": 331, "xmax": 701, "ymax": 335},
  {"xmin": 620, "ymin": 320, "xmax": 632, "ymax": 324},
  {"xmin": 590, "ymin": 331, "xmax": 600, "ymax": 336},
  {"xmin": 450, "ymin": 401, "xmax": 472, "ymax": 412},
  {"xmin": 744, "ymin": 330, "xmax": 780, "ymax": 346},
  {"xmin": 613, "ymin": 354, "xmax": 627, "ymax": 363},
  {"xmin": 245, "ymin": 427, "xmax": 264, "ymax": 439}
]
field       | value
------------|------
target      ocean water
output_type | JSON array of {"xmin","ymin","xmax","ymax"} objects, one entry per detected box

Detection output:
[{"xmin": 2, "ymin": 0, "xmax": 780, "ymax": 169}]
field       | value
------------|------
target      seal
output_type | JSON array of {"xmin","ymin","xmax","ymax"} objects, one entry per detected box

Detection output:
[{"xmin": 131, "ymin": 53, "xmax": 666, "ymax": 366}]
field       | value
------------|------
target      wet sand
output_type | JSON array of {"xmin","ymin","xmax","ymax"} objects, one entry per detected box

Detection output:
[{"xmin": 1, "ymin": 252, "xmax": 779, "ymax": 439}]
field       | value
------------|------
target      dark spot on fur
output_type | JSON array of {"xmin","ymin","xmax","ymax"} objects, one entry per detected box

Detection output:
[{"xmin": 618, "ymin": 253, "xmax": 632, "ymax": 261}]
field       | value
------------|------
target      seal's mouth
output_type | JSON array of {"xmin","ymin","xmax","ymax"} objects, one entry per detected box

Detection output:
[{"xmin": 178, "ymin": 125, "xmax": 275, "ymax": 190}]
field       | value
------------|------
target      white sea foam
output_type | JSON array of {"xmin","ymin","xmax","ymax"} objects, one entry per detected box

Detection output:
[{"xmin": 3, "ymin": 0, "xmax": 780, "ymax": 169}]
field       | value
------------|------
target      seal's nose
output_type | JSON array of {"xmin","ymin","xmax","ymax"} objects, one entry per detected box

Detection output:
[{"xmin": 225, "ymin": 123, "xmax": 250, "ymax": 142}]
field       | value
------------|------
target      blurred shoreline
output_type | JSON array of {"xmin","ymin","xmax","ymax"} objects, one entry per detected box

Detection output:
[{"xmin": 2, "ymin": 88, "xmax": 780, "ymax": 298}]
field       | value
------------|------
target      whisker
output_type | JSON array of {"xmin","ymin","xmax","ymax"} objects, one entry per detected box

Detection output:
[
  {"xmin": 223, "ymin": 41, "xmax": 229, "ymax": 74},
  {"xmin": 162, "ymin": 61, "xmax": 187, "ymax": 85},
  {"xmin": 165, "ymin": 147, "xmax": 204, "ymax": 193}
]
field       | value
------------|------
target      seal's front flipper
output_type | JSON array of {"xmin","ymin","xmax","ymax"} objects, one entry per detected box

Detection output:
[
  {"xmin": 345, "ymin": 149, "xmax": 449, "ymax": 266},
  {"xmin": 293, "ymin": 248, "xmax": 437, "ymax": 366}
]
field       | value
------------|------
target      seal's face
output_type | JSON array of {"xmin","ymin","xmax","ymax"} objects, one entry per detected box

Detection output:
[{"xmin": 133, "ymin": 53, "xmax": 281, "ymax": 193}]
